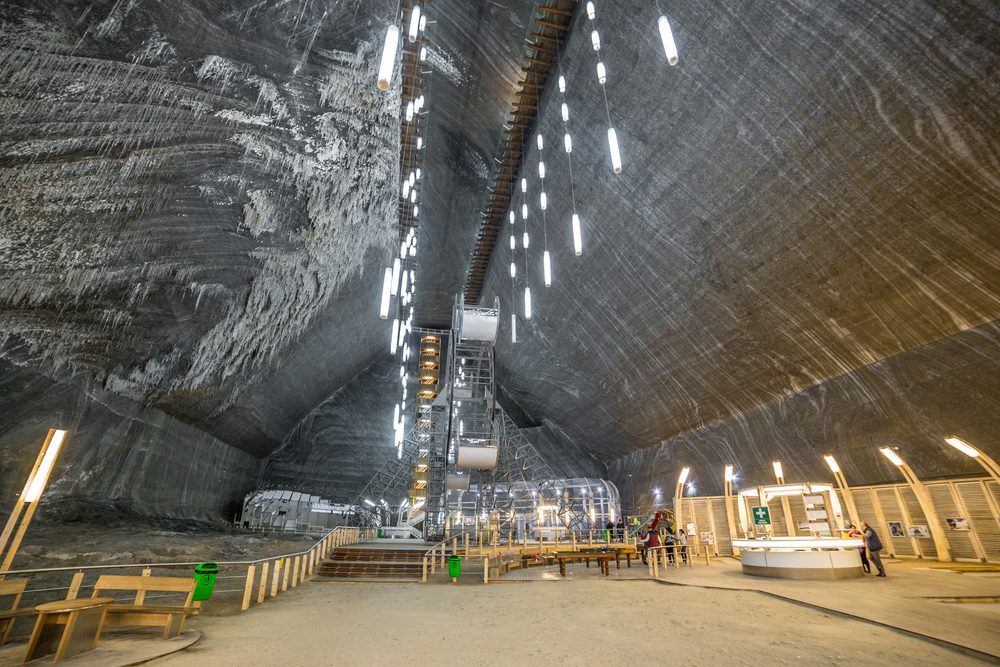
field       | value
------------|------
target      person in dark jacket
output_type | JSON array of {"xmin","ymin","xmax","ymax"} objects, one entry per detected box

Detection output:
[{"xmin": 860, "ymin": 521, "xmax": 886, "ymax": 577}]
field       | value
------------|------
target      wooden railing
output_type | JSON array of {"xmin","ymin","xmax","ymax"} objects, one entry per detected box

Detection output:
[{"xmin": 0, "ymin": 525, "xmax": 376, "ymax": 632}]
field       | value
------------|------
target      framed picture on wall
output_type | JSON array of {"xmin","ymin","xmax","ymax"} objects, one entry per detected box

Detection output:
[
  {"xmin": 907, "ymin": 524, "xmax": 930, "ymax": 538},
  {"xmin": 945, "ymin": 517, "xmax": 970, "ymax": 531},
  {"xmin": 887, "ymin": 521, "xmax": 905, "ymax": 538}
]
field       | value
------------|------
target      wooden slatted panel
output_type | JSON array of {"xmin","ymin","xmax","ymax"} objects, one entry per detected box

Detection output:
[
  {"xmin": 956, "ymin": 482, "xmax": 1000, "ymax": 563},
  {"xmin": 767, "ymin": 499, "xmax": 788, "ymax": 536},
  {"xmin": 710, "ymin": 498, "xmax": 734, "ymax": 555},
  {"xmin": 692, "ymin": 498, "xmax": 714, "ymax": 548},
  {"xmin": 899, "ymin": 486, "xmax": 937, "ymax": 558},
  {"xmin": 872, "ymin": 487, "xmax": 914, "ymax": 556},
  {"xmin": 926, "ymin": 483, "xmax": 976, "ymax": 560},
  {"xmin": 786, "ymin": 496, "xmax": 807, "ymax": 533},
  {"xmin": 988, "ymin": 480, "xmax": 1000, "ymax": 512}
]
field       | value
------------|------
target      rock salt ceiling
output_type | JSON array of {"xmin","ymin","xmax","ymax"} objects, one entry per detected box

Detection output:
[{"xmin": 1, "ymin": 0, "xmax": 999, "ymax": 493}]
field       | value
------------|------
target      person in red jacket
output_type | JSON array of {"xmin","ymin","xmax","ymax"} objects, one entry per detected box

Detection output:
[{"xmin": 637, "ymin": 511, "xmax": 663, "ymax": 564}]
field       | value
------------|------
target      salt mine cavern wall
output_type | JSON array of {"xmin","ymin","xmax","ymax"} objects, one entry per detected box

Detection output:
[
  {"xmin": 0, "ymin": 0, "xmax": 399, "ymax": 462},
  {"xmin": 608, "ymin": 319, "xmax": 1000, "ymax": 506},
  {"xmin": 0, "ymin": 361, "xmax": 260, "ymax": 522},
  {"xmin": 262, "ymin": 356, "xmax": 606, "ymax": 504},
  {"xmin": 478, "ymin": 0, "xmax": 1000, "ymax": 492}
]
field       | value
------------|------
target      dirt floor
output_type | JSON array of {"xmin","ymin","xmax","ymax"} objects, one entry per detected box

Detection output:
[
  {"xmin": 8, "ymin": 521, "xmax": 318, "ymax": 570},
  {"xmin": 154, "ymin": 580, "xmax": 989, "ymax": 666}
]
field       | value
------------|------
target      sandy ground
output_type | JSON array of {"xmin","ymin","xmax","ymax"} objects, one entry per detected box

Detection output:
[{"xmin": 154, "ymin": 580, "xmax": 988, "ymax": 666}]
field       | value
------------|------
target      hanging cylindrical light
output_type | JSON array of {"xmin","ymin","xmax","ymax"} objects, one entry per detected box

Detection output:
[
  {"xmin": 586, "ymin": 1, "xmax": 596, "ymax": 20},
  {"xmin": 558, "ymin": 75, "xmax": 566, "ymax": 93},
  {"xmin": 419, "ymin": 14, "xmax": 426, "ymax": 32},
  {"xmin": 511, "ymin": 313, "xmax": 517, "ymax": 343},
  {"xmin": 521, "ymin": 203, "xmax": 528, "ymax": 219},
  {"xmin": 563, "ymin": 133, "xmax": 572, "ymax": 153},
  {"xmin": 596, "ymin": 61, "xmax": 607, "ymax": 84},
  {"xmin": 416, "ymin": 136, "xmax": 423, "ymax": 149},
  {"xmin": 591, "ymin": 30, "xmax": 600, "ymax": 51},
  {"xmin": 536, "ymin": 134, "xmax": 544, "ymax": 151},
  {"xmin": 561, "ymin": 103, "xmax": 569, "ymax": 122},
  {"xmin": 377, "ymin": 25, "xmax": 400, "ymax": 91},
  {"xmin": 410, "ymin": 189, "xmax": 416, "ymax": 203},
  {"xmin": 538, "ymin": 161, "xmax": 545, "ymax": 179},
  {"xmin": 572, "ymin": 213, "xmax": 583, "ymax": 256},
  {"xmin": 543, "ymin": 250, "xmax": 552, "ymax": 287},
  {"xmin": 607, "ymin": 127, "xmax": 622, "ymax": 173},
  {"xmin": 390, "ymin": 319, "xmax": 400, "ymax": 354},
  {"xmin": 408, "ymin": 5, "xmax": 421, "ymax": 42},
  {"xmin": 419, "ymin": 46, "xmax": 427, "ymax": 61},
  {"xmin": 540, "ymin": 192, "xmax": 547, "ymax": 210},
  {"xmin": 509, "ymin": 234, "xmax": 516, "ymax": 250},
  {"xmin": 405, "ymin": 100, "xmax": 414, "ymax": 122},
  {"xmin": 413, "ymin": 204, "xmax": 419, "ymax": 217},
  {"xmin": 379, "ymin": 267, "xmax": 392, "ymax": 319},
  {"xmin": 390, "ymin": 258, "xmax": 401, "ymax": 296},
  {"xmin": 524, "ymin": 286, "xmax": 532, "ymax": 319},
  {"xmin": 523, "ymin": 232, "xmax": 529, "ymax": 248},
  {"xmin": 658, "ymin": 15, "xmax": 679, "ymax": 66},
  {"xmin": 393, "ymin": 403, "xmax": 400, "ymax": 426},
  {"xmin": 520, "ymin": 177, "xmax": 527, "ymax": 193},
  {"xmin": 510, "ymin": 262, "xmax": 516, "ymax": 278},
  {"xmin": 509, "ymin": 211, "xmax": 515, "ymax": 224}
]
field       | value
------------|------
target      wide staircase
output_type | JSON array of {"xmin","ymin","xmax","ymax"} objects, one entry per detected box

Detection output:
[{"xmin": 317, "ymin": 546, "xmax": 425, "ymax": 581}]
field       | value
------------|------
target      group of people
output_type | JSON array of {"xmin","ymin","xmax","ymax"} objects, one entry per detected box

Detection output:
[
  {"xmin": 621, "ymin": 511, "xmax": 888, "ymax": 577},
  {"xmin": 847, "ymin": 521, "xmax": 887, "ymax": 577}
]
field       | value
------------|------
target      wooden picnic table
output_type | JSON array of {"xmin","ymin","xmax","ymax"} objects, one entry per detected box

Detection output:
[
  {"xmin": 24, "ymin": 597, "xmax": 113, "ymax": 663},
  {"xmin": 553, "ymin": 551, "xmax": 615, "ymax": 577}
]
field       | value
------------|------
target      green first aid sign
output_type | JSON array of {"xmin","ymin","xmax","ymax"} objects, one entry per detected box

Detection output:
[{"xmin": 752, "ymin": 506, "xmax": 771, "ymax": 525}]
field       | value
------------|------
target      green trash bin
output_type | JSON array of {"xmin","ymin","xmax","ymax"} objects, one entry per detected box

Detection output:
[
  {"xmin": 193, "ymin": 562, "xmax": 219, "ymax": 602},
  {"xmin": 448, "ymin": 555, "xmax": 461, "ymax": 579}
]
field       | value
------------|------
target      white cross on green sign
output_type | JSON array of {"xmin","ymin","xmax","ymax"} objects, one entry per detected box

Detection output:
[{"xmin": 752, "ymin": 506, "xmax": 771, "ymax": 525}]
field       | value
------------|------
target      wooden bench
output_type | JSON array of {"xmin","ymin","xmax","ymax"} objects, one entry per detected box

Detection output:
[
  {"xmin": 0, "ymin": 578, "xmax": 34, "ymax": 644},
  {"xmin": 553, "ymin": 551, "xmax": 615, "ymax": 577},
  {"xmin": 92, "ymin": 575, "xmax": 198, "ymax": 639}
]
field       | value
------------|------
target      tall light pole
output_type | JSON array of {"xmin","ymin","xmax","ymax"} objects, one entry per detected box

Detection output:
[
  {"xmin": 944, "ymin": 436, "xmax": 1000, "ymax": 485},
  {"xmin": 673, "ymin": 467, "xmax": 690, "ymax": 535},
  {"xmin": 823, "ymin": 454, "xmax": 859, "ymax": 529},
  {"xmin": 879, "ymin": 447, "xmax": 952, "ymax": 562},
  {"xmin": 772, "ymin": 460, "xmax": 796, "ymax": 536},
  {"xmin": 1, "ymin": 429, "xmax": 67, "ymax": 572},
  {"xmin": 723, "ymin": 464, "xmax": 739, "ymax": 554}
]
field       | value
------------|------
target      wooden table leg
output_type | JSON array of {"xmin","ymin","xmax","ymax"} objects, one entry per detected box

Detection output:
[
  {"xmin": 559, "ymin": 560, "xmax": 566, "ymax": 577},
  {"xmin": 615, "ymin": 552, "xmax": 621, "ymax": 569}
]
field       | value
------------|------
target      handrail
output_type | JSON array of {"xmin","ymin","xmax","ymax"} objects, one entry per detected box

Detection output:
[{"xmin": 2, "ymin": 525, "xmax": 369, "ymax": 577}]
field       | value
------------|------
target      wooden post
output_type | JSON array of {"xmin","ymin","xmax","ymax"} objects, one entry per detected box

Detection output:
[
  {"xmin": 241, "ymin": 564, "xmax": 257, "ymax": 611},
  {"xmin": 289, "ymin": 556, "xmax": 299, "ymax": 588},
  {"xmin": 271, "ymin": 559, "xmax": 282, "ymax": 597},
  {"xmin": 0, "ymin": 429, "xmax": 54, "ymax": 567},
  {"xmin": 648, "ymin": 551, "xmax": 655, "ymax": 577},
  {"xmin": 133, "ymin": 568, "xmax": 152, "ymax": 605},
  {"xmin": 422, "ymin": 557, "xmax": 428, "ymax": 583},
  {"xmin": 571, "ymin": 532, "xmax": 577, "ymax": 550},
  {"xmin": 258, "ymin": 561, "xmax": 270, "ymax": 603},
  {"xmin": 483, "ymin": 557, "xmax": 489, "ymax": 584},
  {"xmin": 66, "ymin": 571, "xmax": 84, "ymax": 600},
  {"xmin": 281, "ymin": 558, "xmax": 291, "ymax": 591},
  {"xmin": 431, "ymin": 549, "xmax": 437, "ymax": 575}
]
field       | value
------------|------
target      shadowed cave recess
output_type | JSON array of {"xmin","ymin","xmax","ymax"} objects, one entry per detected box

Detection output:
[{"xmin": 1, "ymin": 0, "xmax": 999, "ymax": 530}]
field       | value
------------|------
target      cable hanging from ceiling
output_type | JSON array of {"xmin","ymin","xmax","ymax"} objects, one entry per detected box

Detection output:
[
  {"xmin": 584, "ymin": 1, "xmax": 622, "ymax": 174},
  {"xmin": 536, "ymin": 133, "xmax": 552, "ymax": 288},
  {"xmin": 555, "ymin": 44, "xmax": 583, "ymax": 257}
]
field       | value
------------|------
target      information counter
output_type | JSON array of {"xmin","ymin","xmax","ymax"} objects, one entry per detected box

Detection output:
[{"xmin": 733, "ymin": 537, "xmax": 864, "ymax": 580}]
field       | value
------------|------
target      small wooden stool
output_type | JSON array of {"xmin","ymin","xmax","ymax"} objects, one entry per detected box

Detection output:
[{"xmin": 23, "ymin": 597, "xmax": 112, "ymax": 663}]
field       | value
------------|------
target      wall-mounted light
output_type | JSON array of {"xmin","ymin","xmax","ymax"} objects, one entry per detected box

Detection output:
[
  {"xmin": 772, "ymin": 460, "xmax": 784, "ymax": 480},
  {"xmin": 944, "ymin": 436, "xmax": 979, "ymax": 458},
  {"xmin": 879, "ymin": 447, "xmax": 903, "ymax": 467},
  {"xmin": 677, "ymin": 466, "xmax": 690, "ymax": 485}
]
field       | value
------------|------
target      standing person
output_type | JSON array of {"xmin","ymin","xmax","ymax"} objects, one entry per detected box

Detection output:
[
  {"xmin": 616, "ymin": 518, "xmax": 625, "ymax": 541},
  {"xmin": 677, "ymin": 528, "xmax": 688, "ymax": 564},
  {"xmin": 861, "ymin": 521, "xmax": 886, "ymax": 577},
  {"xmin": 847, "ymin": 524, "xmax": 870, "ymax": 574}
]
